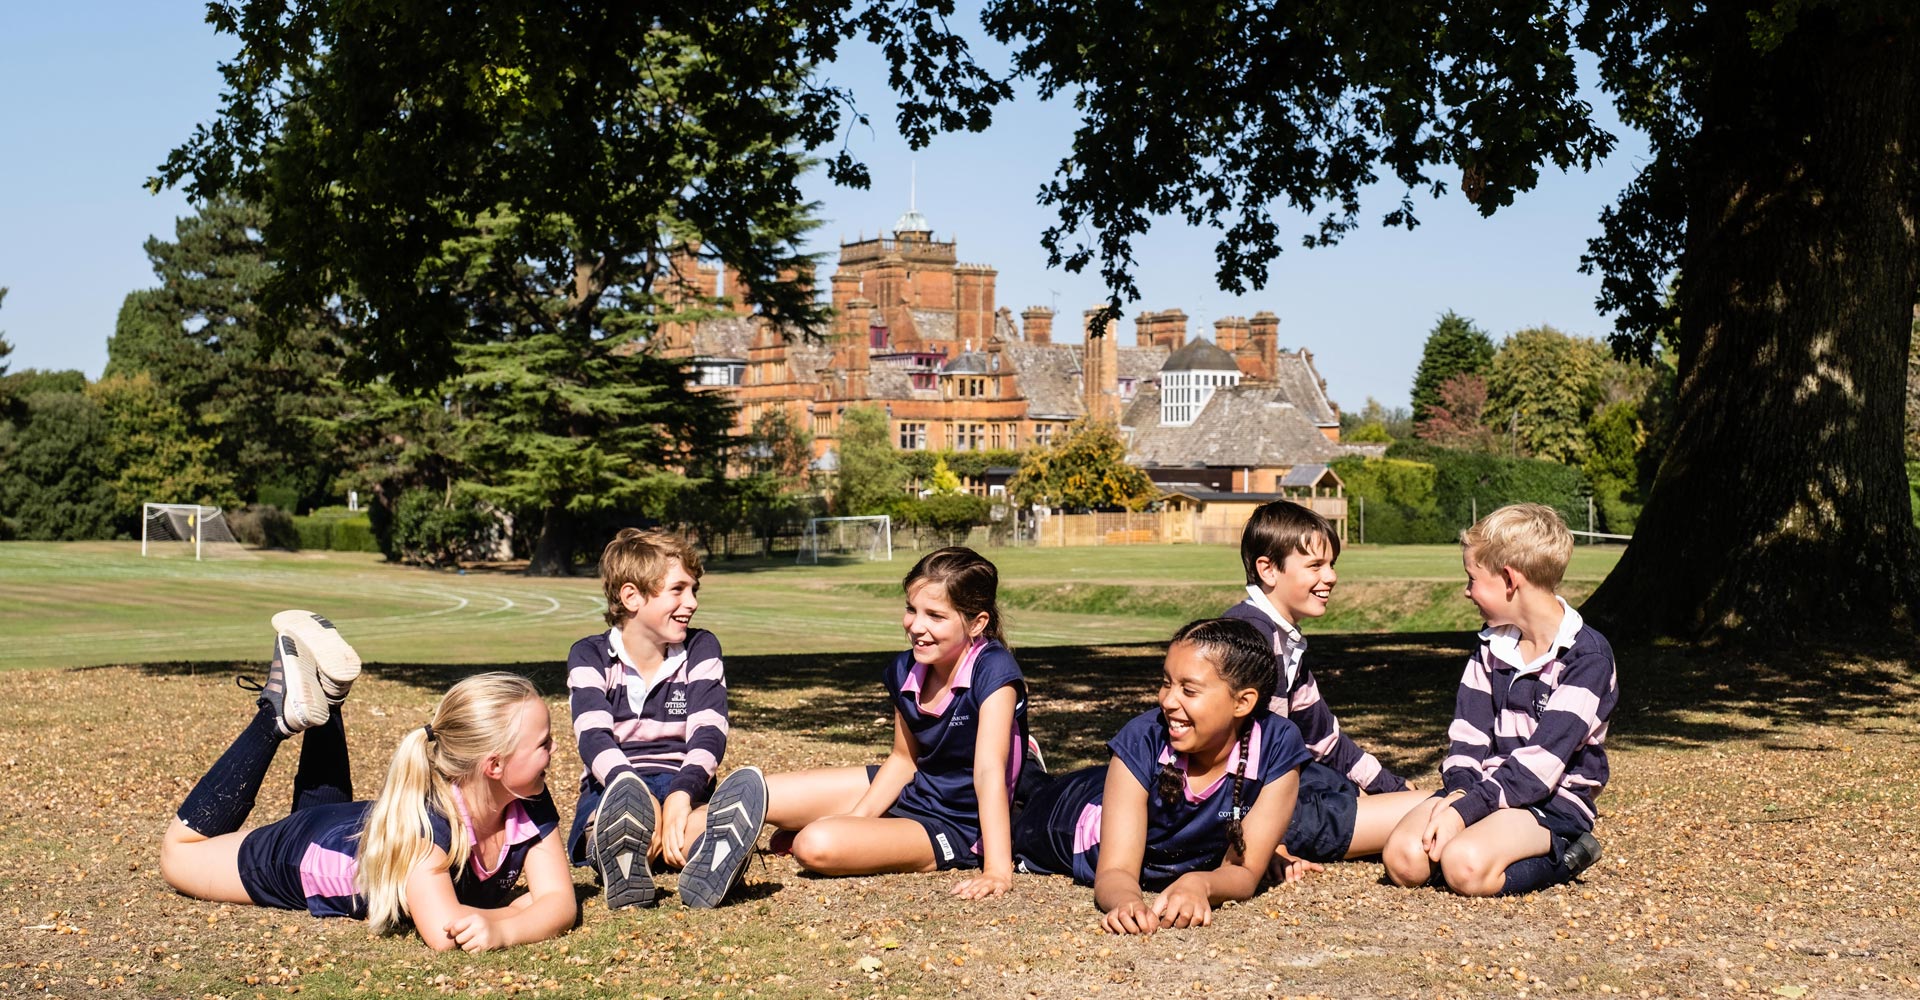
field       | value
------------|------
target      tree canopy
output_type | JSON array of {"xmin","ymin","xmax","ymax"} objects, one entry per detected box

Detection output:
[
  {"xmin": 967, "ymin": 0, "xmax": 1920, "ymax": 641},
  {"xmin": 1008, "ymin": 419, "xmax": 1157, "ymax": 512}
]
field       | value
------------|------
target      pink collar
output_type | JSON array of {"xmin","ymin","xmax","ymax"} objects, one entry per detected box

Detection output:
[{"xmin": 900, "ymin": 638, "xmax": 987, "ymax": 715}]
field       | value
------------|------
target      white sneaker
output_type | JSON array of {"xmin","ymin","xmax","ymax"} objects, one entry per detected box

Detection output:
[
  {"xmin": 271, "ymin": 611, "xmax": 361, "ymax": 705},
  {"xmin": 240, "ymin": 633, "xmax": 330, "ymax": 735}
]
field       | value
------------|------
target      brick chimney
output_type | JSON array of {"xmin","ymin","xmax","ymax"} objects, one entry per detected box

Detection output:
[
  {"xmin": 1083, "ymin": 308, "xmax": 1121, "ymax": 423},
  {"xmin": 1250, "ymin": 311, "xmax": 1280, "ymax": 381},
  {"xmin": 1022, "ymin": 306, "xmax": 1055, "ymax": 344},
  {"xmin": 1214, "ymin": 316, "xmax": 1249, "ymax": 352}
]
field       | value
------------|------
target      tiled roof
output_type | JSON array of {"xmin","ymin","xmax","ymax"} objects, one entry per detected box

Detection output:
[
  {"xmin": 942, "ymin": 351, "xmax": 992, "ymax": 373},
  {"xmin": 1279, "ymin": 463, "xmax": 1333, "ymax": 487},
  {"xmin": 1119, "ymin": 345, "xmax": 1171, "ymax": 379},
  {"xmin": 1161, "ymin": 338, "xmax": 1239, "ymax": 373},
  {"xmin": 691, "ymin": 315, "xmax": 757, "ymax": 357},
  {"xmin": 788, "ymin": 341, "xmax": 836, "ymax": 384},
  {"xmin": 1127, "ymin": 384, "xmax": 1345, "ymax": 468},
  {"xmin": 1001, "ymin": 342, "xmax": 1085, "ymax": 420},
  {"xmin": 1270, "ymin": 350, "xmax": 1339, "ymax": 426}
]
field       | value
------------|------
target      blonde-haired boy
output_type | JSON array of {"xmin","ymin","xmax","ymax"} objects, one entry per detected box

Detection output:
[
  {"xmin": 1383, "ymin": 503, "xmax": 1616, "ymax": 895},
  {"xmin": 566, "ymin": 528, "xmax": 764, "ymax": 910}
]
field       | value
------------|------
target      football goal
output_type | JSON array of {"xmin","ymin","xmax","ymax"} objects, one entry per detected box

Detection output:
[
  {"xmin": 796, "ymin": 515, "xmax": 893, "ymax": 564},
  {"xmin": 142, "ymin": 503, "xmax": 247, "ymax": 560}
]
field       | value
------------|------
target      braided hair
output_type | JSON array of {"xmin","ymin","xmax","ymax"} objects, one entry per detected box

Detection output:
[{"xmin": 1154, "ymin": 618, "xmax": 1279, "ymax": 856}]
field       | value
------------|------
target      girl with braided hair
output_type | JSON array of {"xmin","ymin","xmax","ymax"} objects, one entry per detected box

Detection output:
[{"xmin": 1013, "ymin": 618, "xmax": 1311, "ymax": 935}]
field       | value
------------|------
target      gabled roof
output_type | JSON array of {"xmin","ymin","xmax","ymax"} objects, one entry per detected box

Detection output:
[
  {"xmin": 1127, "ymin": 384, "xmax": 1344, "ymax": 467},
  {"xmin": 1269, "ymin": 349, "xmax": 1339, "ymax": 426},
  {"xmin": 1279, "ymin": 463, "xmax": 1333, "ymax": 487},
  {"xmin": 690, "ymin": 315, "xmax": 757, "ymax": 357},
  {"xmin": 1001, "ymin": 342, "xmax": 1085, "ymax": 420},
  {"xmin": 941, "ymin": 351, "xmax": 992, "ymax": 374},
  {"xmin": 1161, "ymin": 337, "xmax": 1240, "ymax": 373}
]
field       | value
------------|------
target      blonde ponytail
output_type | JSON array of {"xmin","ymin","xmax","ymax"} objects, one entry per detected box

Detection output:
[{"xmin": 356, "ymin": 672, "xmax": 540, "ymax": 934}]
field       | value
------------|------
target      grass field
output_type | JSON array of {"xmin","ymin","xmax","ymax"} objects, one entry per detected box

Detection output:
[
  {"xmin": 0, "ymin": 541, "xmax": 1623, "ymax": 672},
  {"xmin": 10, "ymin": 539, "xmax": 1919, "ymax": 1000}
]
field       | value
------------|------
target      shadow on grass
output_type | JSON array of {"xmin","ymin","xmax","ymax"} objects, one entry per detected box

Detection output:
[{"xmin": 107, "ymin": 631, "xmax": 1916, "ymax": 770}]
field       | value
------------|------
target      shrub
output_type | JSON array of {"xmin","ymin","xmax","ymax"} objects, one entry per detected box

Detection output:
[
  {"xmin": 331, "ymin": 517, "xmax": 379, "ymax": 552},
  {"xmin": 255, "ymin": 485, "xmax": 300, "ymax": 514},
  {"xmin": 230, "ymin": 504, "xmax": 300, "ymax": 550},
  {"xmin": 388, "ymin": 488, "xmax": 498, "ymax": 566},
  {"xmin": 292, "ymin": 516, "xmax": 333, "ymax": 550},
  {"xmin": 907, "ymin": 492, "xmax": 991, "ymax": 546}
]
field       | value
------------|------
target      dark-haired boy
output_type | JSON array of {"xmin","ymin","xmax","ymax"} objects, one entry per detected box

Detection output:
[{"xmin": 1222, "ymin": 500, "xmax": 1430, "ymax": 878}]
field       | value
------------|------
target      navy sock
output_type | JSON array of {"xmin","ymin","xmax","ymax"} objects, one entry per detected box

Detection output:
[
  {"xmin": 176, "ymin": 704, "xmax": 287, "ymax": 836},
  {"xmin": 292, "ymin": 704, "xmax": 353, "ymax": 813},
  {"xmin": 1499, "ymin": 854, "xmax": 1570, "ymax": 895}
]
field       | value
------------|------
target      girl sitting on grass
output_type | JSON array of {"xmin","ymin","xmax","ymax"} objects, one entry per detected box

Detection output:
[
  {"xmin": 1013, "ymin": 617, "xmax": 1310, "ymax": 935},
  {"xmin": 761, "ymin": 546, "xmax": 1037, "ymax": 898},
  {"xmin": 160, "ymin": 612, "xmax": 575, "ymax": 952}
]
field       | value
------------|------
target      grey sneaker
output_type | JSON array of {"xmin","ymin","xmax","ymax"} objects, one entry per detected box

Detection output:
[
  {"xmin": 1562, "ymin": 832, "xmax": 1604, "ymax": 878},
  {"xmin": 238, "ymin": 634, "xmax": 329, "ymax": 735},
  {"xmin": 593, "ymin": 772, "xmax": 659, "ymax": 909},
  {"xmin": 271, "ymin": 611, "xmax": 361, "ymax": 705},
  {"xmin": 679, "ymin": 767, "xmax": 767, "ymax": 909}
]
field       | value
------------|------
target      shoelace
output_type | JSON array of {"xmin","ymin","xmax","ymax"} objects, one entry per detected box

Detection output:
[{"xmin": 234, "ymin": 675, "xmax": 266, "ymax": 693}]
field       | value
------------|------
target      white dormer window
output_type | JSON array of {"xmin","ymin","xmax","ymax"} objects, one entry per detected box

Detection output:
[{"xmin": 1159, "ymin": 366, "xmax": 1241, "ymax": 427}]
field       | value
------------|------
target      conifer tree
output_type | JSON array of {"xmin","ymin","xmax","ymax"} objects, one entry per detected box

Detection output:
[{"xmin": 1409, "ymin": 312, "xmax": 1495, "ymax": 426}]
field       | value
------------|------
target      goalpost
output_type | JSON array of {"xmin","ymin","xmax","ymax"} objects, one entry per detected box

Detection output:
[
  {"xmin": 141, "ymin": 503, "xmax": 244, "ymax": 560},
  {"xmin": 796, "ymin": 515, "xmax": 893, "ymax": 564}
]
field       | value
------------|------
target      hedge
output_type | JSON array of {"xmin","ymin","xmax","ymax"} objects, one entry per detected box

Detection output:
[
  {"xmin": 1335, "ymin": 444, "xmax": 1591, "ymax": 543},
  {"xmin": 291, "ymin": 514, "xmax": 382, "ymax": 552}
]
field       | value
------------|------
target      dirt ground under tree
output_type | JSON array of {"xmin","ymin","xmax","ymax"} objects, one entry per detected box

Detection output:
[{"xmin": 2, "ymin": 634, "xmax": 1916, "ymax": 999}]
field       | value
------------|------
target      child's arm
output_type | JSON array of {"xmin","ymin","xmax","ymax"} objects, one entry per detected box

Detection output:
[
  {"xmin": 848, "ymin": 710, "xmax": 918, "ymax": 817},
  {"xmin": 406, "ymin": 836, "xmax": 578, "ymax": 952},
  {"xmin": 662, "ymin": 633, "xmax": 730, "ymax": 865},
  {"xmin": 953, "ymin": 685, "xmax": 1019, "ymax": 899},
  {"xmin": 1091, "ymin": 758, "xmax": 1158, "ymax": 935},
  {"xmin": 1155, "ymin": 767, "xmax": 1302, "ymax": 929},
  {"xmin": 567, "ymin": 641, "xmax": 635, "ymax": 788},
  {"xmin": 1288, "ymin": 666, "xmax": 1410, "ymax": 793},
  {"xmin": 1444, "ymin": 646, "xmax": 1616, "ymax": 829}
]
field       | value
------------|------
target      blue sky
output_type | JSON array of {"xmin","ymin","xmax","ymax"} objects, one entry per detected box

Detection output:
[{"xmin": 0, "ymin": 4, "xmax": 1650, "ymax": 412}]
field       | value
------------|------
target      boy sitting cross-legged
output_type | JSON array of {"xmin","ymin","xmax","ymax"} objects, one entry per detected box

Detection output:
[
  {"xmin": 567, "ymin": 528, "xmax": 765, "ymax": 910},
  {"xmin": 1221, "ymin": 500, "xmax": 1432, "ymax": 880},
  {"xmin": 1382, "ymin": 503, "xmax": 1614, "ymax": 896}
]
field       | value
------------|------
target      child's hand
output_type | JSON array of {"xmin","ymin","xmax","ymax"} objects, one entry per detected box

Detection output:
[
  {"xmin": 951, "ymin": 871, "xmax": 1012, "ymax": 899},
  {"xmin": 444, "ymin": 913, "xmax": 501, "ymax": 952},
  {"xmin": 1268, "ymin": 847, "xmax": 1323, "ymax": 884},
  {"xmin": 660, "ymin": 791, "xmax": 693, "ymax": 868},
  {"xmin": 1102, "ymin": 899, "xmax": 1159, "ymax": 936},
  {"xmin": 1422, "ymin": 805, "xmax": 1466, "ymax": 861},
  {"xmin": 1153, "ymin": 876, "xmax": 1214, "ymax": 929}
]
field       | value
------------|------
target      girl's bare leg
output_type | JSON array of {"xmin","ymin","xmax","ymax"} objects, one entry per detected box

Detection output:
[{"xmin": 160, "ymin": 818, "xmax": 254, "ymax": 904}]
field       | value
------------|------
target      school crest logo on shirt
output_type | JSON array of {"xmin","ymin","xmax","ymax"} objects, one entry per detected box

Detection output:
[
  {"xmin": 666, "ymin": 689, "xmax": 688, "ymax": 716},
  {"xmin": 948, "ymin": 713, "xmax": 972, "ymax": 728}
]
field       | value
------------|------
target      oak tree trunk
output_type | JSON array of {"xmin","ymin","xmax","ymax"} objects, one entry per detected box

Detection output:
[{"xmin": 1584, "ymin": 8, "xmax": 1920, "ymax": 643}]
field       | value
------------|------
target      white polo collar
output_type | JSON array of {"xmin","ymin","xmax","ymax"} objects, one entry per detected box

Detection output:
[{"xmin": 1479, "ymin": 597, "xmax": 1583, "ymax": 675}]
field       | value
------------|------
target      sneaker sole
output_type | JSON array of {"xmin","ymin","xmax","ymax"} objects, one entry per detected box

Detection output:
[
  {"xmin": 272, "ymin": 611, "xmax": 362, "ymax": 703},
  {"xmin": 275, "ymin": 634, "xmax": 331, "ymax": 732},
  {"xmin": 593, "ymin": 773, "xmax": 658, "ymax": 909},
  {"xmin": 680, "ymin": 767, "xmax": 767, "ymax": 909}
]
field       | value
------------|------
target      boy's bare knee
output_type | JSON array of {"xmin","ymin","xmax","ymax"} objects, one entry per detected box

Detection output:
[
  {"xmin": 1382, "ymin": 842, "xmax": 1429, "ymax": 888},
  {"xmin": 790, "ymin": 826, "xmax": 845, "ymax": 873},
  {"xmin": 1439, "ymin": 844, "xmax": 1501, "ymax": 896}
]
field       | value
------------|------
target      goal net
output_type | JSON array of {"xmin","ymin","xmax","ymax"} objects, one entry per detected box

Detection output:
[
  {"xmin": 142, "ymin": 503, "xmax": 248, "ymax": 560},
  {"xmin": 796, "ymin": 515, "xmax": 893, "ymax": 564}
]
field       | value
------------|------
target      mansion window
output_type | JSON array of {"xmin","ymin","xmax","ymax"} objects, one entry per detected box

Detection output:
[
  {"xmin": 1005, "ymin": 424, "xmax": 1019, "ymax": 449},
  {"xmin": 897, "ymin": 422, "xmax": 927, "ymax": 450},
  {"xmin": 948, "ymin": 376, "xmax": 987, "ymax": 398},
  {"xmin": 953, "ymin": 423, "xmax": 986, "ymax": 451},
  {"xmin": 990, "ymin": 423, "xmax": 1002, "ymax": 450},
  {"xmin": 1034, "ymin": 423, "xmax": 1055, "ymax": 447},
  {"xmin": 911, "ymin": 373, "xmax": 936, "ymax": 391},
  {"xmin": 812, "ymin": 412, "xmax": 834, "ymax": 437}
]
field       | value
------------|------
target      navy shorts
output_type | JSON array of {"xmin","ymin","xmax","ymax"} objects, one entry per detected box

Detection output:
[
  {"xmin": 234, "ymin": 800, "xmax": 366, "ymax": 914},
  {"xmin": 1530, "ymin": 804, "xmax": 1590, "ymax": 866},
  {"xmin": 567, "ymin": 770, "xmax": 713, "ymax": 867},
  {"xmin": 1283, "ymin": 762, "xmax": 1360, "ymax": 862},
  {"xmin": 868, "ymin": 764, "xmax": 983, "ymax": 871},
  {"xmin": 1427, "ymin": 792, "xmax": 1592, "ymax": 867}
]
